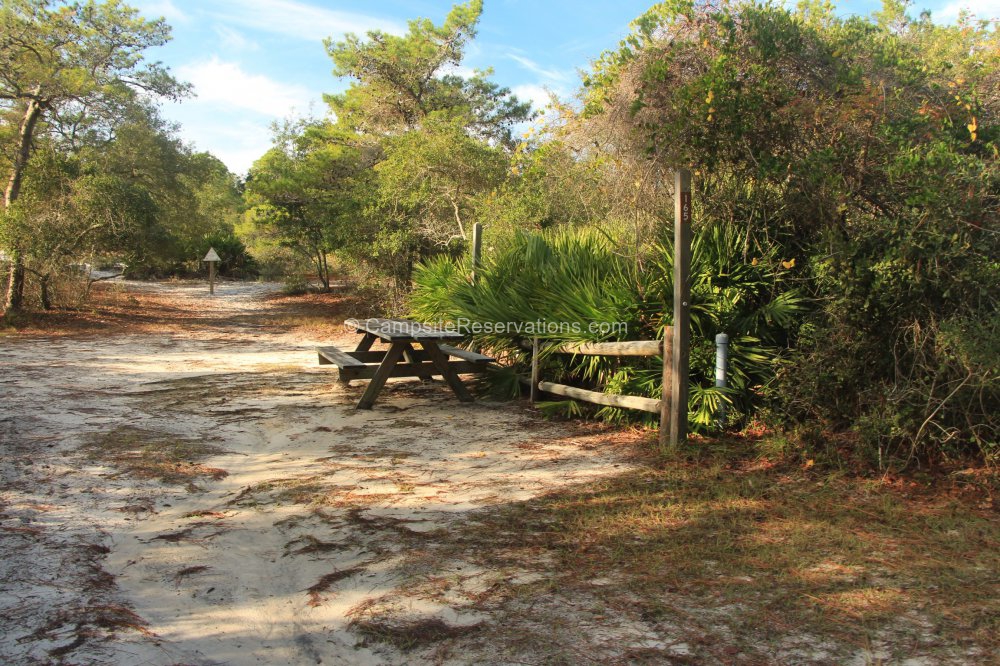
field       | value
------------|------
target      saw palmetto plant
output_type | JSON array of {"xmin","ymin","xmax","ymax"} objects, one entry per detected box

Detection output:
[{"xmin": 410, "ymin": 222, "xmax": 804, "ymax": 431}]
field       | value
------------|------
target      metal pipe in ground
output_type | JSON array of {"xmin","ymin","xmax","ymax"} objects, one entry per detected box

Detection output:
[{"xmin": 715, "ymin": 333, "xmax": 729, "ymax": 424}]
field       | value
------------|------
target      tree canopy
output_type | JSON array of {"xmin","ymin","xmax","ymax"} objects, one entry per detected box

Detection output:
[
  {"xmin": 324, "ymin": 0, "xmax": 530, "ymax": 145},
  {"xmin": 1, "ymin": 0, "xmax": 188, "ymax": 309}
]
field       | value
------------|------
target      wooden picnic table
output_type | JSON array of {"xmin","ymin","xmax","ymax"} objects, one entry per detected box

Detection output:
[{"xmin": 318, "ymin": 318, "xmax": 493, "ymax": 409}]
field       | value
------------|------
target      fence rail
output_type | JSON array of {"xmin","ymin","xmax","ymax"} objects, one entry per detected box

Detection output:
[
  {"xmin": 514, "ymin": 168, "xmax": 692, "ymax": 447},
  {"xmin": 531, "ymin": 336, "xmax": 668, "ymax": 416},
  {"xmin": 554, "ymin": 337, "xmax": 667, "ymax": 357},
  {"xmin": 537, "ymin": 381, "xmax": 661, "ymax": 413}
]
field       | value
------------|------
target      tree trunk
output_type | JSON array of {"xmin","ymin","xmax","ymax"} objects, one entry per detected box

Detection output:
[
  {"xmin": 39, "ymin": 273, "xmax": 51, "ymax": 310},
  {"xmin": 3, "ymin": 93, "xmax": 45, "ymax": 313},
  {"xmin": 448, "ymin": 195, "xmax": 466, "ymax": 240},
  {"xmin": 314, "ymin": 249, "xmax": 329, "ymax": 291},
  {"xmin": 320, "ymin": 252, "xmax": 331, "ymax": 292},
  {"xmin": 4, "ymin": 248, "xmax": 26, "ymax": 313}
]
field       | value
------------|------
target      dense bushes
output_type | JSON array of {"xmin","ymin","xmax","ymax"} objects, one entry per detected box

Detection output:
[
  {"xmin": 197, "ymin": 233, "xmax": 258, "ymax": 279},
  {"xmin": 571, "ymin": 0, "xmax": 999, "ymax": 465},
  {"xmin": 408, "ymin": 1, "xmax": 1000, "ymax": 467}
]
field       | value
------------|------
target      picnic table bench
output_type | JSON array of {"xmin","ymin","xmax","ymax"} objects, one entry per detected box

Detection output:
[{"xmin": 318, "ymin": 318, "xmax": 494, "ymax": 409}]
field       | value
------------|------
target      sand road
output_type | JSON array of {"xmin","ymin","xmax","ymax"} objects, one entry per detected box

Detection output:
[{"xmin": 0, "ymin": 282, "xmax": 638, "ymax": 665}]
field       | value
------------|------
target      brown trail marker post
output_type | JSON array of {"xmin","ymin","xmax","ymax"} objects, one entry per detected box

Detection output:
[
  {"xmin": 204, "ymin": 247, "xmax": 220, "ymax": 296},
  {"xmin": 660, "ymin": 169, "xmax": 692, "ymax": 449}
]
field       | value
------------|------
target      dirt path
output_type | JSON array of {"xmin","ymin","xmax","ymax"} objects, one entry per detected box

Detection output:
[{"xmin": 0, "ymin": 281, "xmax": 636, "ymax": 665}]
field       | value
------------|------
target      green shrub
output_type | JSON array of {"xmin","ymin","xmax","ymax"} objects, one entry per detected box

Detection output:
[
  {"xmin": 575, "ymin": 0, "xmax": 999, "ymax": 466},
  {"xmin": 198, "ymin": 233, "xmax": 258, "ymax": 279},
  {"xmin": 281, "ymin": 274, "xmax": 312, "ymax": 296},
  {"xmin": 410, "ymin": 223, "xmax": 803, "ymax": 431}
]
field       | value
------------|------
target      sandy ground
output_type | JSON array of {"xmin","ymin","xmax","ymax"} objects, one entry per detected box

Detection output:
[{"xmin": 0, "ymin": 281, "xmax": 640, "ymax": 665}]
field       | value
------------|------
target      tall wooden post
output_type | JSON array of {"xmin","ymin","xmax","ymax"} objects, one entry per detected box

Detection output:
[
  {"xmin": 669, "ymin": 169, "xmax": 692, "ymax": 448},
  {"xmin": 471, "ymin": 222, "xmax": 483, "ymax": 283},
  {"xmin": 471, "ymin": 223, "xmax": 484, "ymax": 353},
  {"xmin": 530, "ymin": 336, "xmax": 540, "ymax": 403}
]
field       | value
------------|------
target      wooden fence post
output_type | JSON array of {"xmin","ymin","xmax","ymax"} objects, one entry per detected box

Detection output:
[
  {"xmin": 530, "ymin": 336, "xmax": 540, "ymax": 403},
  {"xmin": 659, "ymin": 337, "xmax": 673, "ymax": 449},
  {"xmin": 471, "ymin": 222, "xmax": 483, "ymax": 283},
  {"xmin": 471, "ymin": 222, "xmax": 484, "ymax": 354},
  {"xmin": 668, "ymin": 169, "xmax": 692, "ymax": 448}
]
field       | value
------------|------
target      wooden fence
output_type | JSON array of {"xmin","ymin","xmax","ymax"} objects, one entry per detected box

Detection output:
[
  {"xmin": 530, "ymin": 335, "xmax": 670, "ymax": 417},
  {"xmin": 527, "ymin": 169, "xmax": 692, "ymax": 448}
]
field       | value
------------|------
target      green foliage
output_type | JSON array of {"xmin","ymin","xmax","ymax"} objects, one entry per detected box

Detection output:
[
  {"xmin": 582, "ymin": 0, "xmax": 998, "ymax": 464},
  {"xmin": 367, "ymin": 110, "xmax": 509, "ymax": 277},
  {"xmin": 244, "ymin": 120, "xmax": 366, "ymax": 289},
  {"xmin": 0, "ymin": 0, "xmax": 186, "ymax": 110},
  {"xmin": 410, "ymin": 224, "xmax": 802, "ymax": 431},
  {"xmin": 0, "ymin": 0, "xmax": 189, "ymax": 308},
  {"xmin": 179, "ymin": 152, "xmax": 245, "ymax": 258},
  {"xmin": 200, "ymin": 232, "xmax": 256, "ymax": 279},
  {"xmin": 281, "ymin": 273, "xmax": 312, "ymax": 296},
  {"xmin": 324, "ymin": 0, "xmax": 529, "ymax": 145},
  {"xmin": 244, "ymin": 1, "xmax": 534, "ymax": 296},
  {"xmin": 0, "ymin": 103, "xmax": 246, "ymax": 292},
  {"xmin": 473, "ymin": 137, "xmax": 621, "ymax": 233},
  {"xmin": 4, "ymin": 144, "xmax": 162, "ymax": 276}
]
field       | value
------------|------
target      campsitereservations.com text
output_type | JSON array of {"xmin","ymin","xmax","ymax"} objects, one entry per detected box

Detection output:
[{"xmin": 345, "ymin": 318, "xmax": 628, "ymax": 337}]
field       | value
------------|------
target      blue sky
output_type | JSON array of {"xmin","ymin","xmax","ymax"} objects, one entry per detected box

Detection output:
[{"xmin": 129, "ymin": 0, "xmax": 998, "ymax": 175}]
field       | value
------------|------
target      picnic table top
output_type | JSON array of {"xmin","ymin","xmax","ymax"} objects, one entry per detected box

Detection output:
[{"xmin": 345, "ymin": 317, "xmax": 465, "ymax": 342}]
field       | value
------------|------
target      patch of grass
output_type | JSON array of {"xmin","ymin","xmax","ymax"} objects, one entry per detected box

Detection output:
[
  {"xmin": 82, "ymin": 427, "xmax": 227, "ymax": 489},
  {"xmin": 351, "ymin": 617, "xmax": 483, "ymax": 652},
  {"xmin": 229, "ymin": 476, "xmax": 336, "ymax": 507},
  {"xmin": 83, "ymin": 604, "xmax": 153, "ymax": 635},
  {"xmin": 134, "ymin": 371, "xmax": 305, "ymax": 413},
  {"xmin": 456, "ymin": 438, "xmax": 999, "ymax": 662},
  {"xmin": 182, "ymin": 509, "xmax": 227, "ymax": 519},
  {"xmin": 342, "ymin": 507, "xmax": 433, "ymax": 539},
  {"xmin": 261, "ymin": 288, "xmax": 373, "ymax": 336},
  {"xmin": 30, "ymin": 602, "xmax": 153, "ymax": 660}
]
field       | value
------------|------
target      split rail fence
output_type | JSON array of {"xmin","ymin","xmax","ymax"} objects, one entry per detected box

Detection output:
[
  {"xmin": 528, "ymin": 334, "xmax": 677, "ymax": 446},
  {"xmin": 524, "ymin": 169, "xmax": 692, "ymax": 448},
  {"xmin": 466, "ymin": 169, "xmax": 692, "ymax": 447}
]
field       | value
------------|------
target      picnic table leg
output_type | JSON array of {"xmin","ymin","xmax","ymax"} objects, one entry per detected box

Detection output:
[
  {"xmin": 355, "ymin": 333, "xmax": 377, "ymax": 352},
  {"xmin": 356, "ymin": 342, "xmax": 407, "ymax": 410},
  {"xmin": 421, "ymin": 341, "xmax": 473, "ymax": 402},
  {"xmin": 402, "ymin": 343, "xmax": 434, "ymax": 383}
]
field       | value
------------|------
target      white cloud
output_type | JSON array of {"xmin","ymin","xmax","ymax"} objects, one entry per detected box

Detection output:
[
  {"xmin": 164, "ymin": 58, "xmax": 323, "ymax": 173},
  {"xmin": 438, "ymin": 63, "xmax": 480, "ymax": 79},
  {"xmin": 177, "ymin": 57, "xmax": 314, "ymax": 118},
  {"xmin": 132, "ymin": 0, "xmax": 189, "ymax": 24},
  {"xmin": 214, "ymin": 143, "xmax": 275, "ymax": 176},
  {"xmin": 206, "ymin": 0, "xmax": 404, "ymax": 42},
  {"xmin": 930, "ymin": 0, "xmax": 1000, "ymax": 21},
  {"xmin": 507, "ymin": 54, "xmax": 573, "ymax": 84},
  {"xmin": 161, "ymin": 104, "xmax": 288, "ymax": 175},
  {"xmin": 213, "ymin": 25, "xmax": 259, "ymax": 52},
  {"xmin": 512, "ymin": 84, "xmax": 561, "ymax": 113}
]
